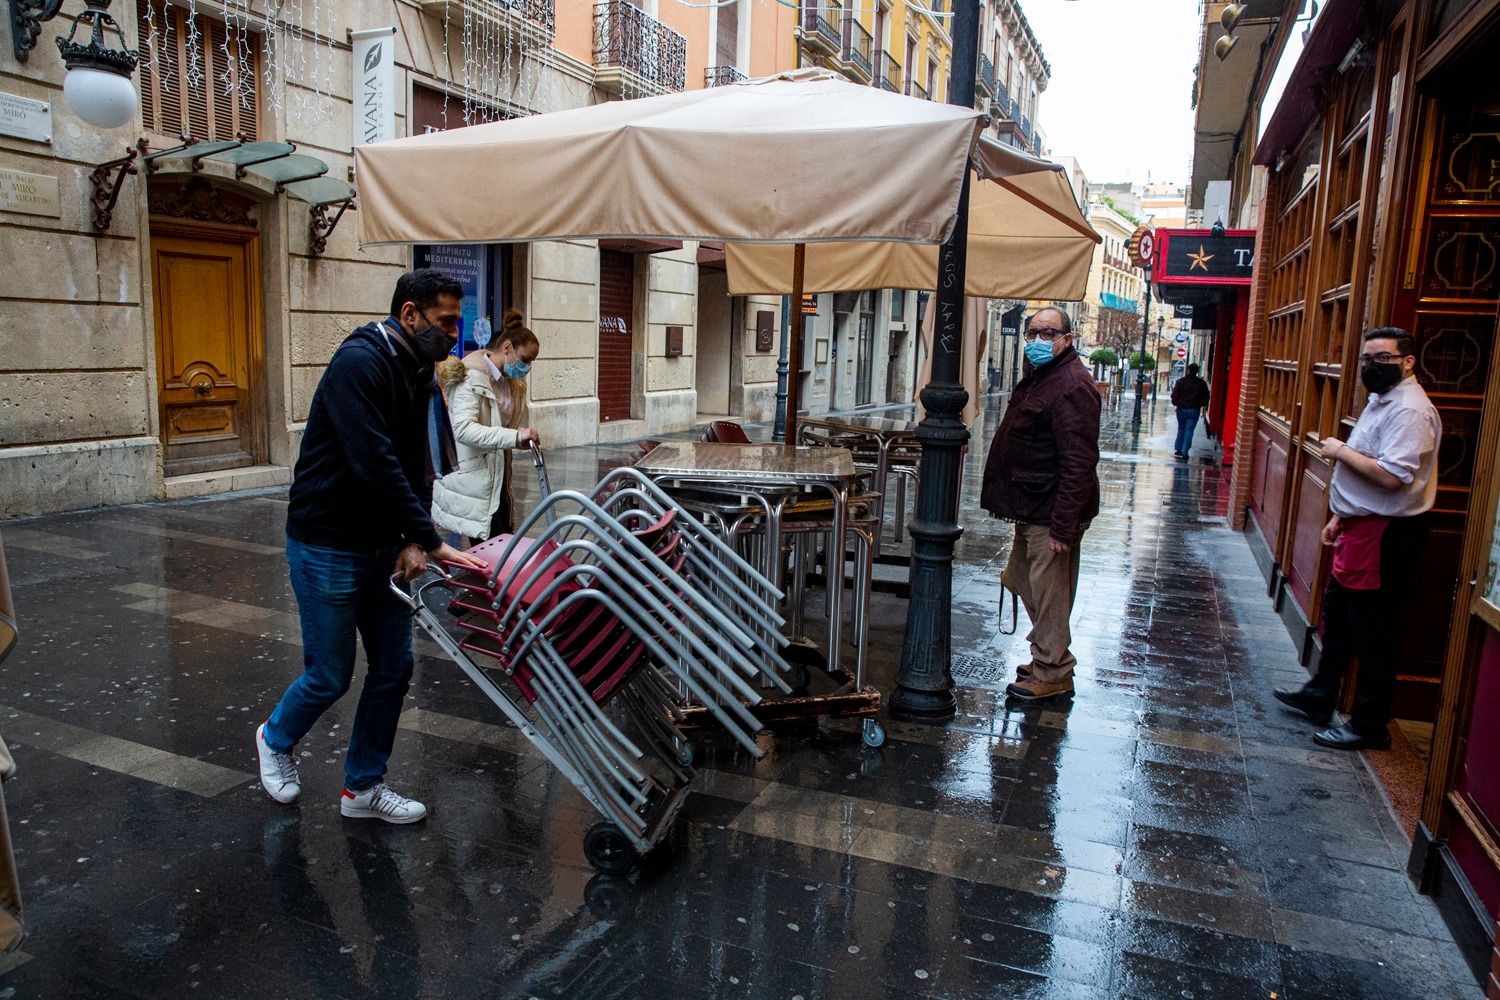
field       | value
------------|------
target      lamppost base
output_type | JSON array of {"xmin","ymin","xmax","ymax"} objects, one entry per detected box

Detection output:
[{"xmin": 888, "ymin": 684, "xmax": 957, "ymax": 722}]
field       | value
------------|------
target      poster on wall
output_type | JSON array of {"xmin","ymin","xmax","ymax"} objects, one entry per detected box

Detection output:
[{"xmin": 417, "ymin": 244, "xmax": 486, "ymax": 352}]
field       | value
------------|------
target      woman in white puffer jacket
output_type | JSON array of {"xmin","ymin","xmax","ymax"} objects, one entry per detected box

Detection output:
[{"xmin": 432, "ymin": 309, "xmax": 541, "ymax": 545}]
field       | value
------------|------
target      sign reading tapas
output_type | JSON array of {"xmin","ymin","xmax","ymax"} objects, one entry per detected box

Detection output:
[{"xmin": 1155, "ymin": 228, "xmax": 1256, "ymax": 285}]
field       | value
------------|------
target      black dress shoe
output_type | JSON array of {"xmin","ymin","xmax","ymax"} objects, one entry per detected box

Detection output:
[
  {"xmin": 1312, "ymin": 723, "xmax": 1391, "ymax": 751},
  {"xmin": 1273, "ymin": 687, "xmax": 1334, "ymax": 726}
]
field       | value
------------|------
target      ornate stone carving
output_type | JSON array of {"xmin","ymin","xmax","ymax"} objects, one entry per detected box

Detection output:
[{"xmin": 148, "ymin": 177, "xmax": 257, "ymax": 227}]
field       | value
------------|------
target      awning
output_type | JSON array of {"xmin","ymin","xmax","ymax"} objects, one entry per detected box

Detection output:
[
  {"xmin": 1253, "ymin": 0, "xmax": 1367, "ymax": 166},
  {"xmin": 139, "ymin": 139, "xmax": 357, "ymax": 252}
]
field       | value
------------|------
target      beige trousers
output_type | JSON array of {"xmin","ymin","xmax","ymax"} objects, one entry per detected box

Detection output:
[{"xmin": 1002, "ymin": 522, "xmax": 1086, "ymax": 684}]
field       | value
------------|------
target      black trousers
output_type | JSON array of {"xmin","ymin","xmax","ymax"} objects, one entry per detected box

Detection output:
[{"xmin": 1305, "ymin": 514, "xmax": 1428, "ymax": 736}]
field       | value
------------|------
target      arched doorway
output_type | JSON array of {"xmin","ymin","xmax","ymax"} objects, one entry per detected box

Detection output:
[{"xmin": 147, "ymin": 177, "xmax": 266, "ymax": 477}]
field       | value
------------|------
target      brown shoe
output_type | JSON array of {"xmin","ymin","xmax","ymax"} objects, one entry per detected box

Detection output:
[
  {"xmin": 1005, "ymin": 676, "xmax": 1075, "ymax": 702},
  {"xmin": 1015, "ymin": 662, "xmax": 1033, "ymax": 679}
]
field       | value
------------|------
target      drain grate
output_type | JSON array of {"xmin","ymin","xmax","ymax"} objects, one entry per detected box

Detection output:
[{"xmin": 951, "ymin": 653, "xmax": 1010, "ymax": 690}]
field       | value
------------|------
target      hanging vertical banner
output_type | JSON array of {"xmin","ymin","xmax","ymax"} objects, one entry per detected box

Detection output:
[{"xmin": 351, "ymin": 27, "xmax": 397, "ymax": 150}]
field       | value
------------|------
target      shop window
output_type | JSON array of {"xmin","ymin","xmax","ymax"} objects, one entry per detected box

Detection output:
[
  {"xmin": 414, "ymin": 245, "xmax": 514, "ymax": 356},
  {"xmin": 137, "ymin": 0, "xmax": 259, "ymax": 142}
]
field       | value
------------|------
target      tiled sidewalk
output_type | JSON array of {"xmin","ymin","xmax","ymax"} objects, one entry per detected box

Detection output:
[{"xmin": 0, "ymin": 397, "xmax": 1481, "ymax": 999}]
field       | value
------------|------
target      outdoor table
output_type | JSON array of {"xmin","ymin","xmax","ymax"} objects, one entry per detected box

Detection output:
[
  {"xmin": 635, "ymin": 442, "xmax": 884, "ymax": 746},
  {"xmin": 798, "ymin": 415, "xmax": 920, "ymax": 557}
]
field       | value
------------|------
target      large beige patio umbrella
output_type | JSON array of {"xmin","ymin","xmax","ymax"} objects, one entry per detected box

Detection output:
[
  {"xmin": 354, "ymin": 69, "xmax": 983, "ymax": 248},
  {"xmin": 723, "ymin": 147, "xmax": 1098, "ymax": 300}
]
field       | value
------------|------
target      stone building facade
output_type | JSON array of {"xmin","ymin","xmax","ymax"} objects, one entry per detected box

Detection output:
[{"xmin": 0, "ymin": 0, "xmax": 791, "ymax": 515}]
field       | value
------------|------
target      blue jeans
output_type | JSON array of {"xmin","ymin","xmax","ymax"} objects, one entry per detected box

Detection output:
[
  {"xmin": 1174, "ymin": 407, "xmax": 1201, "ymax": 455},
  {"xmin": 265, "ymin": 537, "xmax": 414, "ymax": 792}
]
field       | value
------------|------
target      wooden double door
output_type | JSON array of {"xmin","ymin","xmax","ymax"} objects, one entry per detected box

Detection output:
[{"xmin": 150, "ymin": 218, "xmax": 265, "ymax": 477}]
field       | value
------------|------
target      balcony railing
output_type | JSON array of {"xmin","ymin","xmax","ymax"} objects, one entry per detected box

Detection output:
[
  {"xmin": 705, "ymin": 65, "xmax": 747, "ymax": 87},
  {"xmin": 417, "ymin": 0, "xmax": 554, "ymax": 49},
  {"xmin": 994, "ymin": 79, "xmax": 1010, "ymax": 113},
  {"xmin": 978, "ymin": 52, "xmax": 995, "ymax": 97},
  {"xmin": 880, "ymin": 53, "xmax": 900, "ymax": 93},
  {"xmin": 1033, "ymin": 133, "xmax": 1044, "ymax": 156},
  {"xmin": 1020, "ymin": 114, "xmax": 1032, "ymax": 141},
  {"xmin": 913, "ymin": 81, "xmax": 928, "ymax": 101},
  {"xmin": 800, "ymin": 2, "xmax": 841, "ymax": 55},
  {"xmin": 841, "ymin": 16, "xmax": 873, "ymax": 81},
  {"xmin": 593, "ymin": 0, "xmax": 687, "ymax": 94}
]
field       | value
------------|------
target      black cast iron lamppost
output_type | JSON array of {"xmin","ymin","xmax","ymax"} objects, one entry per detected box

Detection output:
[
  {"xmin": 890, "ymin": 0, "xmax": 980, "ymax": 722},
  {"xmin": 10, "ymin": 0, "xmax": 140, "ymax": 129}
]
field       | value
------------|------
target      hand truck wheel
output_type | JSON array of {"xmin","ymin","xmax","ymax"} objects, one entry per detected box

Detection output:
[
  {"xmin": 861, "ymin": 719, "xmax": 886, "ymax": 749},
  {"xmin": 584, "ymin": 821, "xmax": 639, "ymax": 875}
]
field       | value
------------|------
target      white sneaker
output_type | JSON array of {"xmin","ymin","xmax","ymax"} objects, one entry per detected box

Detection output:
[
  {"xmin": 339, "ymin": 783, "xmax": 428, "ymax": 824},
  {"xmin": 256, "ymin": 723, "xmax": 301, "ymax": 804}
]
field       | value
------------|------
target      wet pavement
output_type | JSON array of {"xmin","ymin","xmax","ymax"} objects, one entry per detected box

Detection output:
[{"xmin": 0, "ymin": 395, "xmax": 1483, "ymax": 999}]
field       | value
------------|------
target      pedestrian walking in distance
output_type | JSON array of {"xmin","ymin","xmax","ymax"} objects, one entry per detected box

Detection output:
[
  {"xmin": 433, "ymin": 308, "xmax": 542, "ymax": 546},
  {"xmin": 256, "ymin": 269, "xmax": 489, "ymax": 822},
  {"xmin": 1170, "ymin": 362, "xmax": 1211, "ymax": 459},
  {"xmin": 1274, "ymin": 327, "xmax": 1441, "ymax": 750},
  {"xmin": 980, "ymin": 308, "xmax": 1102, "ymax": 703}
]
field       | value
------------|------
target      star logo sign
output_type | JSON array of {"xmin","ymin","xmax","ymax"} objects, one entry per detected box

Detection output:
[{"xmin": 1187, "ymin": 245, "xmax": 1215, "ymax": 271}]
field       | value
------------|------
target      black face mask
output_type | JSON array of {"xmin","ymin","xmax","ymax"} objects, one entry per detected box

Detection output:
[{"xmin": 1360, "ymin": 362, "xmax": 1403, "ymax": 395}]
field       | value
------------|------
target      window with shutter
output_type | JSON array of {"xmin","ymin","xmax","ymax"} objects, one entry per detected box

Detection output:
[{"xmin": 137, "ymin": 0, "xmax": 260, "ymax": 142}]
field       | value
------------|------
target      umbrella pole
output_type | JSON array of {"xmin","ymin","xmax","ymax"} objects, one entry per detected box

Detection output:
[
  {"xmin": 783, "ymin": 243, "xmax": 807, "ymax": 445},
  {"xmin": 891, "ymin": 0, "xmax": 981, "ymax": 722}
]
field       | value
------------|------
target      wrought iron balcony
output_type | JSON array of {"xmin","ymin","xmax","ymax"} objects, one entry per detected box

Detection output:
[
  {"xmin": 417, "ymin": 0, "xmax": 554, "ymax": 48},
  {"xmin": 879, "ymin": 53, "xmax": 900, "ymax": 93},
  {"xmin": 705, "ymin": 65, "xmax": 747, "ymax": 87},
  {"xmin": 1020, "ymin": 114, "xmax": 1032, "ymax": 140},
  {"xmin": 1034, "ymin": 133, "xmax": 1044, "ymax": 156},
  {"xmin": 978, "ymin": 52, "xmax": 995, "ymax": 98},
  {"xmin": 913, "ymin": 80, "xmax": 928, "ymax": 101},
  {"xmin": 799, "ymin": 2, "xmax": 841, "ymax": 57},
  {"xmin": 840, "ymin": 16, "xmax": 873, "ymax": 82},
  {"xmin": 993, "ymin": 79, "xmax": 1010, "ymax": 114},
  {"xmin": 593, "ymin": 0, "xmax": 687, "ymax": 95}
]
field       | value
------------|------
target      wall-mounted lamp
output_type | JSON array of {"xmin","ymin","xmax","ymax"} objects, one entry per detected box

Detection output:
[
  {"xmin": 10, "ymin": 0, "xmax": 139, "ymax": 129},
  {"xmin": 1220, "ymin": 3, "xmax": 1246, "ymax": 32},
  {"xmin": 1214, "ymin": 34, "xmax": 1238, "ymax": 61}
]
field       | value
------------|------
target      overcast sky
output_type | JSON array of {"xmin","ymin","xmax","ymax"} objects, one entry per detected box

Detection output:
[{"xmin": 1020, "ymin": 0, "xmax": 1201, "ymax": 187}]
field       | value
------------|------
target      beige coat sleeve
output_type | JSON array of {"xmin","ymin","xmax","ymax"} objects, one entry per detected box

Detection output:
[{"xmin": 450, "ymin": 376, "xmax": 521, "ymax": 452}]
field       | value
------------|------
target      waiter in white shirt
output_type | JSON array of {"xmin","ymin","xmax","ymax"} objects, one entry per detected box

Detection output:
[{"xmin": 1273, "ymin": 327, "xmax": 1442, "ymax": 751}]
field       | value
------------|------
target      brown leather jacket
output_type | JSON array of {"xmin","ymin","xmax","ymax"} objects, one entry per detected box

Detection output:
[{"xmin": 979, "ymin": 346, "xmax": 1101, "ymax": 545}]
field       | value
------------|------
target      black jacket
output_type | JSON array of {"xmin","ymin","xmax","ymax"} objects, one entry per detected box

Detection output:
[
  {"xmin": 1171, "ymin": 374, "xmax": 1210, "ymax": 409},
  {"xmin": 286, "ymin": 320, "xmax": 443, "ymax": 553},
  {"xmin": 979, "ymin": 346, "xmax": 1101, "ymax": 545}
]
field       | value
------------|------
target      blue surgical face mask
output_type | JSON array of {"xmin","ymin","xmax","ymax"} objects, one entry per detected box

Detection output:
[
  {"xmin": 1024, "ymin": 340, "xmax": 1055, "ymax": 367},
  {"xmin": 503, "ymin": 359, "xmax": 531, "ymax": 379}
]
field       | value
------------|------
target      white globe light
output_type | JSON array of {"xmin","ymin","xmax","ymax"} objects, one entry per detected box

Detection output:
[{"xmin": 63, "ymin": 66, "xmax": 137, "ymax": 130}]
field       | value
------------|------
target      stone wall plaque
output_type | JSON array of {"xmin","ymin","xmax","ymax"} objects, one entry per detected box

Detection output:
[
  {"xmin": 0, "ymin": 93, "xmax": 51, "ymax": 143},
  {"xmin": 0, "ymin": 167, "xmax": 59, "ymax": 218}
]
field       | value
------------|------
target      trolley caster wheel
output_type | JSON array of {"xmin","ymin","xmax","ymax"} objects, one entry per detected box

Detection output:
[
  {"xmin": 861, "ymin": 720, "xmax": 887, "ymax": 749},
  {"xmin": 584, "ymin": 822, "xmax": 639, "ymax": 875}
]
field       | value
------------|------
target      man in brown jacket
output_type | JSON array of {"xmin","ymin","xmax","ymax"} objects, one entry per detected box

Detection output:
[{"xmin": 980, "ymin": 308, "xmax": 1102, "ymax": 702}]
